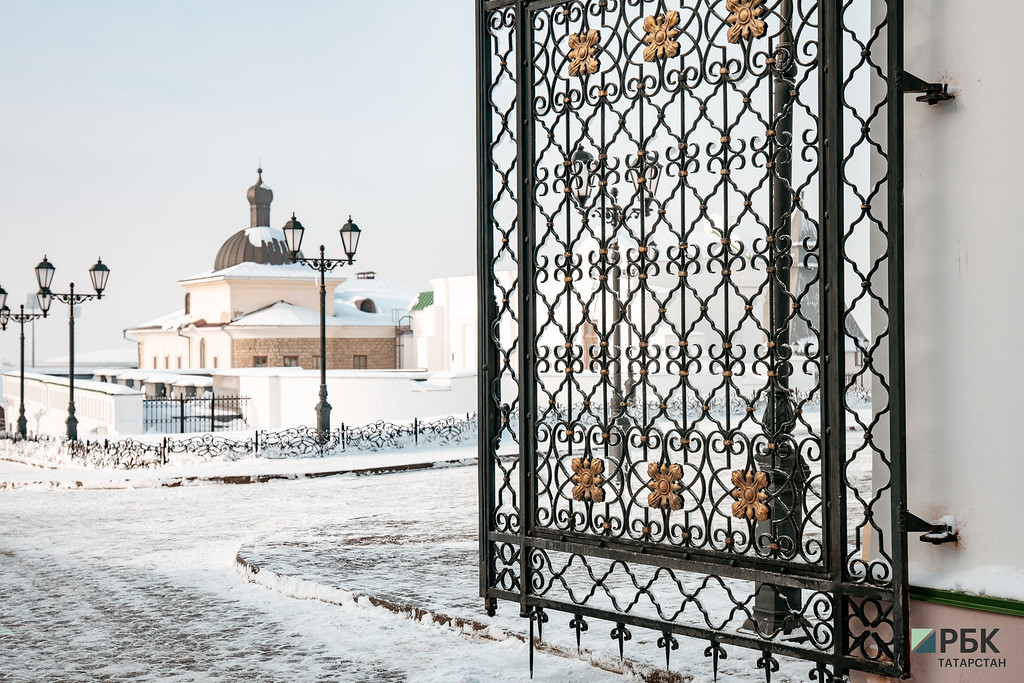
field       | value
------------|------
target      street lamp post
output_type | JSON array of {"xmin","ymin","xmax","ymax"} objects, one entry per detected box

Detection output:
[
  {"xmin": 0, "ymin": 294, "xmax": 46, "ymax": 438},
  {"xmin": 34, "ymin": 256, "xmax": 111, "ymax": 441},
  {"xmin": 569, "ymin": 148, "xmax": 661, "ymax": 488},
  {"xmin": 282, "ymin": 213, "xmax": 362, "ymax": 441}
]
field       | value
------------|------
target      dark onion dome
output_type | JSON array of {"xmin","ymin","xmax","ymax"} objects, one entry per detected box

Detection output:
[
  {"xmin": 247, "ymin": 168, "xmax": 273, "ymax": 213},
  {"xmin": 214, "ymin": 226, "xmax": 293, "ymax": 271},
  {"xmin": 213, "ymin": 168, "xmax": 296, "ymax": 271}
]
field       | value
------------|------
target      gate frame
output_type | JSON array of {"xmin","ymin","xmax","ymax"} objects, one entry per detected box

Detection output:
[{"xmin": 476, "ymin": 0, "xmax": 915, "ymax": 677}]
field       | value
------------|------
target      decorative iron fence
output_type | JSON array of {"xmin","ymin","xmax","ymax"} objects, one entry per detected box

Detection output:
[
  {"xmin": 143, "ymin": 395, "xmax": 250, "ymax": 433},
  {"xmin": 0, "ymin": 413, "xmax": 477, "ymax": 469}
]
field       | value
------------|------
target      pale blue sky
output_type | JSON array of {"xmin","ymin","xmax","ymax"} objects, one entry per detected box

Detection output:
[{"xmin": 0, "ymin": 0, "xmax": 476, "ymax": 363}]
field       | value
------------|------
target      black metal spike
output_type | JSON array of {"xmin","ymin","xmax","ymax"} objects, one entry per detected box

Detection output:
[
  {"xmin": 610, "ymin": 622, "xmax": 632, "ymax": 661},
  {"xmin": 535, "ymin": 607, "xmax": 548, "ymax": 642},
  {"xmin": 569, "ymin": 614, "xmax": 589, "ymax": 653},
  {"xmin": 704, "ymin": 640, "xmax": 727, "ymax": 681},
  {"xmin": 756, "ymin": 650, "xmax": 780, "ymax": 683},
  {"xmin": 657, "ymin": 631, "xmax": 679, "ymax": 670},
  {"xmin": 527, "ymin": 609, "xmax": 537, "ymax": 678},
  {"xmin": 810, "ymin": 662, "xmax": 834, "ymax": 682}
]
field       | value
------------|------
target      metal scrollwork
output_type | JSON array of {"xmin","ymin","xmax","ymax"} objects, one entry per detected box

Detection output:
[
  {"xmin": 0, "ymin": 413, "xmax": 476, "ymax": 468},
  {"xmin": 479, "ymin": 0, "xmax": 909, "ymax": 677}
]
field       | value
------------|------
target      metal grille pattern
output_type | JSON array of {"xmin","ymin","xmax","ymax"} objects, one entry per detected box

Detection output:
[
  {"xmin": 143, "ymin": 395, "xmax": 250, "ymax": 433},
  {"xmin": 478, "ymin": 0, "xmax": 910, "ymax": 679}
]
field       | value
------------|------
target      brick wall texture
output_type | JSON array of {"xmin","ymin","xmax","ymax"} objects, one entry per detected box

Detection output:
[{"xmin": 231, "ymin": 336, "xmax": 396, "ymax": 369}]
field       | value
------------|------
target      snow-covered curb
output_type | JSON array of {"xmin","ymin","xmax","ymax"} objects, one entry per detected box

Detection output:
[
  {"xmin": 234, "ymin": 546, "xmax": 686, "ymax": 683},
  {"xmin": 0, "ymin": 456, "xmax": 478, "ymax": 491}
]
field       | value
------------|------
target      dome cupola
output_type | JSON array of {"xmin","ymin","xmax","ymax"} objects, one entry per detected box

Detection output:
[
  {"xmin": 246, "ymin": 167, "xmax": 273, "ymax": 227},
  {"xmin": 213, "ymin": 169, "xmax": 293, "ymax": 271}
]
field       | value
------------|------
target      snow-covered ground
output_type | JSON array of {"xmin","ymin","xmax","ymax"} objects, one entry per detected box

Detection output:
[
  {"xmin": 0, "ymin": 447, "xmax": 820, "ymax": 682},
  {"xmin": 0, "ymin": 451, "xmax": 625, "ymax": 682},
  {"xmin": 0, "ymin": 444, "xmax": 476, "ymax": 489}
]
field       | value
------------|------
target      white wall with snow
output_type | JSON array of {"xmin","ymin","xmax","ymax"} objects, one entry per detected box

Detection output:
[
  {"xmin": 216, "ymin": 368, "xmax": 477, "ymax": 429},
  {"xmin": 2, "ymin": 371, "xmax": 144, "ymax": 437},
  {"xmin": 895, "ymin": 0, "xmax": 1024, "ymax": 599}
]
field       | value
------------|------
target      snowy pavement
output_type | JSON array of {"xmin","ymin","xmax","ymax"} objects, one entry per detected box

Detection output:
[
  {"xmin": 0, "ymin": 455, "xmax": 622, "ymax": 682},
  {"xmin": 0, "ymin": 450, "xmax": 815, "ymax": 682}
]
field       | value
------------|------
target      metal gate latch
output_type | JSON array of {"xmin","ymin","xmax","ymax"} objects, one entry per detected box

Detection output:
[
  {"xmin": 898, "ymin": 70, "xmax": 954, "ymax": 105},
  {"xmin": 905, "ymin": 512, "xmax": 959, "ymax": 544}
]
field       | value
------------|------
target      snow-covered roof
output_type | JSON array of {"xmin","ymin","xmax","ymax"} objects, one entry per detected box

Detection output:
[
  {"xmin": 2, "ymin": 371, "xmax": 142, "ymax": 395},
  {"xmin": 173, "ymin": 376, "xmax": 214, "ymax": 388},
  {"xmin": 130, "ymin": 308, "xmax": 193, "ymax": 331},
  {"xmin": 179, "ymin": 262, "xmax": 343, "ymax": 285},
  {"xmin": 334, "ymin": 278, "xmax": 418, "ymax": 318},
  {"xmin": 228, "ymin": 301, "xmax": 393, "ymax": 328},
  {"xmin": 410, "ymin": 291, "xmax": 434, "ymax": 311},
  {"xmin": 40, "ymin": 347, "xmax": 139, "ymax": 367}
]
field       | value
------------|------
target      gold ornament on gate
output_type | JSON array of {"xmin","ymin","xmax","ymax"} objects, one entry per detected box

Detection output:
[
  {"xmin": 567, "ymin": 29, "xmax": 601, "ymax": 77},
  {"xmin": 642, "ymin": 11, "xmax": 681, "ymax": 62},
  {"xmin": 725, "ymin": 0, "xmax": 766, "ymax": 44},
  {"xmin": 571, "ymin": 457, "xmax": 605, "ymax": 502},
  {"xmin": 647, "ymin": 462, "xmax": 683, "ymax": 510},
  {"xmin": 730, "ymin": 469, "xmax": 770, "ymax": 521}
]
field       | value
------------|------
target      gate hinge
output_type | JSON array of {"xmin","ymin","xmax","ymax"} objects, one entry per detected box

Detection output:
[
  {"xmin": 905, "ymin": 512, "xmax": 959, "ymax": 545},
  {"xmin": 898, "ymin": 70, "xmax": 954, "ymax": 105}
]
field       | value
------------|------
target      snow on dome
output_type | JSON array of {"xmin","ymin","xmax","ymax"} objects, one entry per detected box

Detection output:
[
  {"xmin": 244, "ymin": 226, "xmax": 286, "ymax": 247},
  {"xmin": 214, "ymin": 226, "xmax": 291, "ymax": 271}
]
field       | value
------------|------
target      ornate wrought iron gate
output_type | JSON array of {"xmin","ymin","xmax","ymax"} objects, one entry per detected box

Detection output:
[{"xmin": 478, "ymin": 0, "xmax": 916, "ymax": 678}]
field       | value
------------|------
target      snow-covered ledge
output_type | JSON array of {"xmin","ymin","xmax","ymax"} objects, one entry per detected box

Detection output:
[{"xmin": 2, "ymin": 371, "xmax": 143, "ymax": 438}]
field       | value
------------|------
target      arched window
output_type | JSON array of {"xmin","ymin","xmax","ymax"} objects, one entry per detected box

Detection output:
[
  {"xmin": 184, "ymin": 292, "xmax": 191, "ymax": 315},
  {"xmin": 358, "ymin": 299, "xmax": 377, "ymax": 313},
  {"xmin": 199, "ymin": 338, "xmax": 207, "ymax": 368}
]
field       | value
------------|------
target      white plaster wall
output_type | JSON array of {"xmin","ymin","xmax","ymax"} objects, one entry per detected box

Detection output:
[
  {"xmin": 219, "ymin": 369, "xmax": 476, "ymax": 429},
  {"xmin": 900, "ymin": 0, "xmax": 1024, "ymax": 594},
  {"xmin": 2, "ymin": 372, "xmax": 143, "ymax": 437},
  {"xmin": 184, "ymin": 281, "xmax": 233, "ymax": 324},
  {"xmin": 184, "ymin": 276, "xmax": 343, "ymax": 325},
  {"xmin": 138, "ymin": 332, "xmax": 190, "ymax": 370},
  {"xmin": 228, "ymin": 278, "xmax": 339, "ymax": 318},
  {"xmin": 432, "ymin": 275, "xmax": 478, "ymax": 372},
  {"xmin": 406, "ymin": 276, "xmax": 478, "ymax": 373}
]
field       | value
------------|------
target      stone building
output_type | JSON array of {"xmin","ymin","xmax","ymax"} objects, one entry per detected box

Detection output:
[{"xmin": 126, "ymin": 171, "xmax": 414, "ymax": 371}]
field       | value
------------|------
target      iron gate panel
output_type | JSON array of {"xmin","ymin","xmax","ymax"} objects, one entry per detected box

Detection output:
[{"xmin": 478, "ymin": 0, "xmax": 910, "ymax": 678}]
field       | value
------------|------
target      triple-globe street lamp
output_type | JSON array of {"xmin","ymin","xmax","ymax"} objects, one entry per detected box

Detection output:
[
  {"xmin": 568, "ymin": 147, "xmax": 661, "ymax": 412},
  {"xmin": 33, "ymin": 256, "xmax": 111, "ymax": 441},
  {"xmin": 0, "ymin": 287, "xmax": 46, "ymax": 438},
  {"xmin": 282, "ymin": 213, "xmax": 362, "ymax": 441},
  {"xmin": 567, "ymin": 148, "xmax": 661, "ymax": 489}
]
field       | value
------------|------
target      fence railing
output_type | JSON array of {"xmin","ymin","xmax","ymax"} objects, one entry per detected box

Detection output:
[
  {"xmin": 0, "ymin": 414, "xmax": 477, "ymax": 470},
  {"xmin": 143, "ymin": 395, "xmax": 249, "ymax": 433}
]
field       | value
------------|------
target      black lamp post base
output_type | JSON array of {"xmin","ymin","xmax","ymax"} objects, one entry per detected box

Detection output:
[
  {"xmin": 66, "ymin": 412, "xmax": 78, "ymax": 442},
  {"xmin": 315, "ymin": 394, "xmax": 332, "ymax": 443},
  {"xmin": 17, "ymin": 415, "xmax": 27, "ymax": 439}
]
